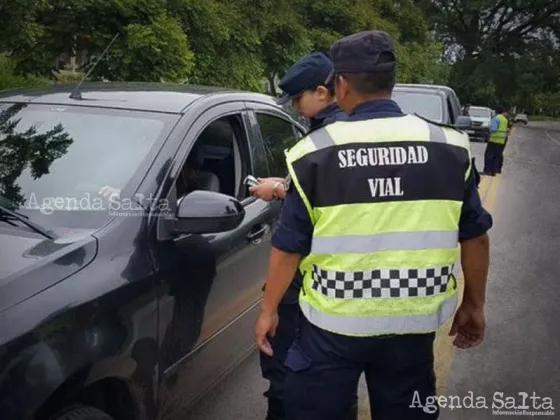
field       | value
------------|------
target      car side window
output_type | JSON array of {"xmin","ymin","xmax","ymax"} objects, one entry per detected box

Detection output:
[
  {"xmin": 255, "ymin": 113, "xmax": 299, "ymax": 177},
  {"xmin": 178, "ymin": 115, "xmax": 250, "ymax": 201}
]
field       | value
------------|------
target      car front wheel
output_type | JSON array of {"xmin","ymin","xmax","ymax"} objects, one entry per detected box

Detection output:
[{"xmin": 51, "ymin": 405, "xmax": 115, "ymax": 420}]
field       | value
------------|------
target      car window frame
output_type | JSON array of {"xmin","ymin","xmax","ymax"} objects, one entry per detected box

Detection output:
[
  {"xmin": 152, "ymin": 101, "xmax": 261, "ymax": 236},
  {"xmin": 242, "ymin": 110, "xmax": 272, "ymax": 180},
  {"xmin": 244, "ymin": 103, "xmax": 306, "ymax": 178}
]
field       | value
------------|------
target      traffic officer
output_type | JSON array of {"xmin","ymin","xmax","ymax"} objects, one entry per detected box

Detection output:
[
  {"xmin": 250, "ymin": 51, "xmax": 346, "ymax": 201},
  {"xmin": 255, "ymin": 30, "xmax": 493, "ymax": 420},
  {"xmin": 483, "ymin": 105, "xmax": 509, "ymax": 176},
  {"xmin": 250, "ymin": 52, "xmax": 357, "ymax": 420}
]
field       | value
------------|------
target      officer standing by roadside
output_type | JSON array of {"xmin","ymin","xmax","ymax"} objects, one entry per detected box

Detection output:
[
  {"xmin": 483, "ymin": 105, "xmax": 509, "ymax": 176},
  {"xmin": 255, "ymin": 30, "xmax": 493, "ymax": 420},
  {"xmin": 250, "ymin": 52, "xmax": 357, "ymax": 420}
]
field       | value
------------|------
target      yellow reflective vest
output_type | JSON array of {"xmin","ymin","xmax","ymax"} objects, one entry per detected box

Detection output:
[
  {"xmin": 285, "ymin": 114, "xmax": 472, "ymax": 337},
  {"xmin": 489, "ymin": 114, "xmax": 508, "ymax": 145}
]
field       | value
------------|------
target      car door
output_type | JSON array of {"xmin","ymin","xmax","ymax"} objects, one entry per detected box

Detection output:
[{"xmin": 153, "ymin": 102, "xmax": 275, "ymax": 418}]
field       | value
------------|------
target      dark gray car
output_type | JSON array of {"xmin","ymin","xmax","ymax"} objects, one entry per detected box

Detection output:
[
  {"xmin": 392, "ymin": 83, "xmax": 471, "ymax": 130},
  {"xmin": 0, "ymin": 82, "xmax": 305, "ymax": 420}
]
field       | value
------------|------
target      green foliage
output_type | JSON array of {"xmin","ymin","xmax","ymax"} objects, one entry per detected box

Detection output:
[
  {"xmin": 0, "ymin": 0, "xmax": 455, "ymax": 99},
  {"xmin": 418, "ymin": 0, "xmax": 560, "ymax": 110},
  {"xmin": 98, "ymin": 16, "xmax": 195, "ymax": 82},
  {"xmin": 0, "ymin": 54, "xmax": 49, "ymax": 91}
]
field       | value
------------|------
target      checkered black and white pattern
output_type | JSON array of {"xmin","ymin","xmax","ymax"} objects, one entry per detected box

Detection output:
[{"xmin": 310, "ymin": 264, "xmax": 454, "ymax": 299}]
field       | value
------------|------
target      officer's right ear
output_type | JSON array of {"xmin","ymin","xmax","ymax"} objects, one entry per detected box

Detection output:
[
  {"xmin": 334, "ymin": 75, "xmax": 350, "ymax": 101},
  {"xmin": 315, "ymin": 85, "xmax": 331, "ymax": 101}
]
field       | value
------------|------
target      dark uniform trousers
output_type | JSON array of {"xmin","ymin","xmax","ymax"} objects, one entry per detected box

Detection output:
[
  {"xmin": 483, "ymin": 141, "xmax": 505, "ymax": 175},
  {"xmin": 283, "ymin": 316, "xmax": 439, "ymax": 420},
  {"xmin": 260, "ymin": 107, "xmax": 358, "ymax": 420},
  {"xmin": 260, "ymin": 281, "xmax": 359, "ymax": 419},
  {"xmin": 259, "ymin": 282, "xmax": 301, "ymax": 420}
]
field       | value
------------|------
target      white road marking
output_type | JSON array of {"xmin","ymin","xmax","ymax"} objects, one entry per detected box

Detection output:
[{"xmin": 545, "ymin": 130, "xmax": 560, "ymax": 147}]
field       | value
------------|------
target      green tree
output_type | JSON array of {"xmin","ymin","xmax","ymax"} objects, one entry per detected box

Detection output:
[
  {"xmin": 257, "ymin": 0, "xmax": 312, "ymax": 95},
  {"xmin": 169, "ymin": 0, "xmax": 265, "ymax": 90},
  {"xmin": 88, "ymin": 16, "xmax": 194, "ymax": 82},
  {"xmin": 418, "ymin": 0, "xmax": 560, "ymax": 107},
  {"xmin": 0, "ymin": 0, "xmax": 443, "ymax": 95},
  {"xmin": 3, "ymin": 0, "xmax": 195, "ymax": 82}
]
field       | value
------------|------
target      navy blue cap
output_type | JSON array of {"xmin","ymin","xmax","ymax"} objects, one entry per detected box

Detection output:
[
  {"xmin": 277, "ymin": 52, "xmax": 333, "ymax": 105},
  {"xmin": 328, "ymin": 30, "xmax": 396, "ymax": 79}
]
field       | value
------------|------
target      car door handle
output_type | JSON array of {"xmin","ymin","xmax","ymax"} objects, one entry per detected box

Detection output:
[{"xmin": 247, "ymin": 225, "xmax": 269, "ymax": 244}]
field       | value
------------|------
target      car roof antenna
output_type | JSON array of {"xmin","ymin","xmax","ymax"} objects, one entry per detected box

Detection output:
[{"xmin": 69, "ymin": 33, "xmax": 120, "ymax": 100}]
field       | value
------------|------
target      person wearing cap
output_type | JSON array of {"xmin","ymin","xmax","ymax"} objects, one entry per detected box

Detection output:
[
  {"xmin": 249, "ymin": 51, "xmax": 346, "ymax": 202},
  {"xmin": 255, "ymin": 30, "xmax": 492, "ymax": 419},
  {"xmin": 483, "ymin": 105, "xmax": 509, "ymax": 176},
  {"xmin": 250, "ymin": 52, "xmax": 357, "ymax": 420}
]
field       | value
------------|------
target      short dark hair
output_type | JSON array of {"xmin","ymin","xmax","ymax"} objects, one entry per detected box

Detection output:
[
  {"xmin": 495, "ymin": 105, "xmax": 505, "ymax": 114},
  {"xmin": 325, "ymin": 80, "xmax": 335, "ymax": 96},
  {"xmin": 339, "ymin": 52, "xmax": 396, "ymax": 95}
]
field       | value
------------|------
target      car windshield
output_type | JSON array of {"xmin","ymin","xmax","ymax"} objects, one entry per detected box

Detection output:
[
  {"xmin": 0, "ymin": 103, "xmax": 176, "ymax": 230},
  {"xmin": 391, "ymin": 90, "xmax": 444, "ymax": 122},
  {"xmin": 469, "ymin": 108, "xmax": 491, "ymax": 118}
]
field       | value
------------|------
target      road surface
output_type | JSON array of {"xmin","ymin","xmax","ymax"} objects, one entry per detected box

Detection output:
[{"xmin": 186, "ymin": 122, "xmax": 560, "ymax": 419}]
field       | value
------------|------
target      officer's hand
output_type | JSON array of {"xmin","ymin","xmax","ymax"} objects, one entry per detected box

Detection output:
[
  {"xmin": 249, "ymin": 178, "xmax": 279, "ymax": 202},
  {"xmin": 449, "ymin": 302, "xmax": 485, "ymax": 349},
  {"xmin": 255, "ymin": 310, "xmax": 279, "ymax": 356}
]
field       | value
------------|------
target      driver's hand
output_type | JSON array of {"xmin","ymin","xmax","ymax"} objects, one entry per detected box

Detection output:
[{"xmin": 98, "ymin": 185, "xmax": 121, "ymax": 201}]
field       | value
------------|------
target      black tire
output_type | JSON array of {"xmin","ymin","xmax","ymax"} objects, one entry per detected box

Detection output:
[{"xmin": 51, "ymin": 405, "xmax": 115, "ymax": 420}]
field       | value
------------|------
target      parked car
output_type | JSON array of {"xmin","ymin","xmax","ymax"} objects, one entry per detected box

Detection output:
[
  {"xmin": 466, "ymin": 106, "xmax": 492, "ymax": 142},
  {"xmin": 0, "ymin": 82, "xmax": 306, "ymax": 420},
  {"xmin": 391, "ymin": 83, "xmax": 471, "ymax": 130},
  {"xmin": 514, "ymin": 113, "xmax": 528, "ymax": 124}
]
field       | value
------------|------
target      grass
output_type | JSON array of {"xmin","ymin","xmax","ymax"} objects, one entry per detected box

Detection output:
[{"xmin": 528, "ymin": 115, "xmax": 560, "ymax": 122}]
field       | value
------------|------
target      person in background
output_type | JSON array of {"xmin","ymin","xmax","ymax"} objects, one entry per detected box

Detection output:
[
  {"xmin": 250, "ymin": 52, "xmax": 356, "ymax": 420},
  {"xmin": 483, "ymin": 105, "xmax": 509, "ymax": 176}
]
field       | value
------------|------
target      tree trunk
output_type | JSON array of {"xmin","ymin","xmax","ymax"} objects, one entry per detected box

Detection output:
[{"xmin": 266, "ymin": 73, "xmax": 277, "ymax": 96}]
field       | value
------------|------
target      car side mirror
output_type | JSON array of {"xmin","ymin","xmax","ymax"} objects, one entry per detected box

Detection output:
[
  {"xmin": 455, "ymin": 115, "xmax": 471, "ymax": 130},
  {"xmin": 173, "ymin": 190, "xmax": 245, "ymax": 235}
]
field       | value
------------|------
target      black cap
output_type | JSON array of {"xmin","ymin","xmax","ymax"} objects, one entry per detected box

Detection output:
[
  {"xmin": 328, "ymin": 30, "xmax": 396, "ymax": 79},
  {"xmin": 277, "ymin": 52, "xmax": 333, "ymax": 105}
]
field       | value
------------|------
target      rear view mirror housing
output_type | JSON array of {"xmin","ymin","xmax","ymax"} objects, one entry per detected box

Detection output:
[{"xmin": 173, "ymin": 190, "xmax": 245, "ymax": 235}]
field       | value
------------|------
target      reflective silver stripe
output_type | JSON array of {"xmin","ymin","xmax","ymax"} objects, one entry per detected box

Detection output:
[
  {"xmin": 311, "ymin": 230, "xmax": 458, "ymax": 254},
  {"xmin": 428, "ymin": 123, "xmax": 447, "ymax": 143},
  {"xmin": 308, "ymin": 128, "xmax": 335, "ymax": 150},
  {"xmin": 299, "ymin": 293, "xmax": 458, "ymax": 336},
  {"xmin": 311, "ymin": 264, "xmax": 454, "ymax": 300}
]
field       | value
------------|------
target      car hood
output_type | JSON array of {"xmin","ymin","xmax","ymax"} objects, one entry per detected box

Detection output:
[{"xmin": 0, "ymin": 226, "xmax": 97, "ymax": 313}]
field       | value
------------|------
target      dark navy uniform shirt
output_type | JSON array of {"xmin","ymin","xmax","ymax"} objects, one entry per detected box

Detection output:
[
  {"xmin": 272, "ymin": 99, "xmax": 493, "ymax": 261},
  {"xmin": 309, "ymin": 102, "xmax": 346, "ymax": 132}
]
